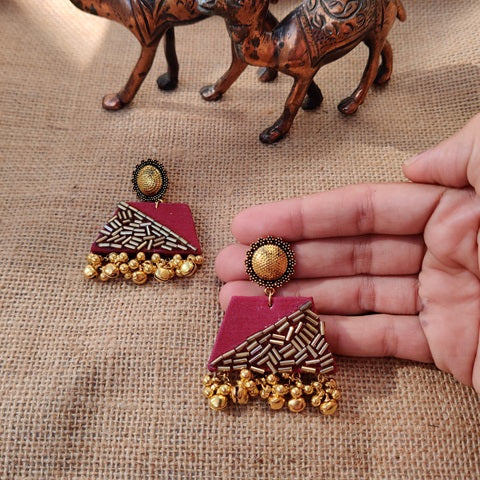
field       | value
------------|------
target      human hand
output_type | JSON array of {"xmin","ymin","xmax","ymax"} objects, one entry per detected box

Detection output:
[{"xmin": 216, "ymin": 114, "xmax": 480, "ymax": 393}]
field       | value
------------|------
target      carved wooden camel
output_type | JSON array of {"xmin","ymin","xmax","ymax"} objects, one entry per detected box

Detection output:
[
  {"xmin": 68, "ymin": 0, "xmax": 278, "ymax": 110},
  {"xmin": 198, "ymin": 0, "xmax": 406, "ymax": 143}
]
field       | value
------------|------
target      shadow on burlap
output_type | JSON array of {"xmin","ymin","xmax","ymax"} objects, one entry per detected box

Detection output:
[{"xmin": 0, "ymin": 0, "xmax": 479, "ymax": 478}]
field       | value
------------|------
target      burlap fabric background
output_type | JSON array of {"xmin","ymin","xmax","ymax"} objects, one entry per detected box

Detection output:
[{"xmin": 1, "ymin": 0, "xmax": 479, "ymax": 478}]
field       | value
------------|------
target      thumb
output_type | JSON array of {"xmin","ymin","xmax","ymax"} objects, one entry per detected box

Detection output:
[{"xmin": 403, "ymin": 113, "xmax": 480, "ymax": 191}]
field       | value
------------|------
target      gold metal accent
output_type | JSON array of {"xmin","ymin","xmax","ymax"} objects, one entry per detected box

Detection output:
[
  {"xmin": 252, "ymin": 244, "xmax": 288, "ymax": 280},
  {"xmin": 245, "ymin": 236, "xmax": 295, "ymax": 289},
  {"xmin": 265, "ymin": 287, "xmax": 275, "ymax": 307},
  {"xmin": 202, "ymin": 369, "xmax": 339, "ymax": 414},
  {"xmin": 83, "ymin": 251, "xmax": 203, "ymax": 284}
]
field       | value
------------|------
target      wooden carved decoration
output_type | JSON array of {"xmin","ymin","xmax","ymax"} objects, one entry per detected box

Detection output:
[
  {"xmin": 68, "ymin": 0, "xmax": 279, "ymax": 109},
  {"xmin": 198, "ymin": 0, "xmax": 406, "ymax": 143}
]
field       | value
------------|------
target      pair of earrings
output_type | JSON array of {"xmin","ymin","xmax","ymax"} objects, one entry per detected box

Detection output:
[
  {"xmin": 83, "ymin": 160, "xmax": 203, "ymax": 284},
  {"xmin": 83, "ymin": 161, "xmax": 340, "ymax": 414}
]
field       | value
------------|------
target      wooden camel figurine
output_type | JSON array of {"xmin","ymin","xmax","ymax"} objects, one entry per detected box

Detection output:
[
  {"xmin": 198, "ymin": 0, "xmax": 406, "ymax": 143},
  {"xmin": 68, "ymin": 0, "xmax": 279, "ymax": 110}
]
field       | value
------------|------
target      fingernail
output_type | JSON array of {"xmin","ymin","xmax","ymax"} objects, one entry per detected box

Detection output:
[{"xmin": 404, "ymin": 153, "xmax": 421, "ymax": 166}]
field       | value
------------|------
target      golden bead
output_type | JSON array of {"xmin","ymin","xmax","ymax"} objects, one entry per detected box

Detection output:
[
  {"xmin": 251, "ymin": 244, "xmax": 288, "ymax": 281},
  {"xmin": 311, "ymin": 395, "xmax": 322, "ymax": 407},
  {"xmin": 209, "ymin": 394, "xmax": 228, "ymax": 411},
  {"xmin": 107, "ymin": 252, "xmax": 118, "ymax": 263},
  {"xmin": 142, "ymin": 261, "xmax": 156, "ymax": 275},
  {"xmin": 290, "ymin": 386, "xmax": 302, "ymax": 399},
  {"xmin": 330, "ymin": 389, "xmax": 342, "ymax": 401},
  {"xmin": 83, "ymin": 264, "xmax": 98, "ymax": 279},
  {"xmin": 154, "ymin": 266, "xmax": 175, "ymax": 282},
  {"xmin": 304, "ymin": 385, "xmax": 314, "ymax": 395},
  {"xmin": 179, "ymin": 260, "xmax": 196, "ymax": 277},
  {"xmin": 87, "ymin": 253, "xmax": 102, "ymax": 267},
  {"xmin": 151, "ymin": 253, "xmax": 161, "ymax": 264},
  {"xmin": 102, "ymin": 263, "xmax": 119, "ymax": 278},
  {"xmin": 132, "ymin": 270, "xmax": 148, "ymax": 285},
  {"xmin": 99, "ymin": 272, "xmax": 109, "ymax": 282},
  {"xmin": 171, "ymin": 254, "xmax": 182, "ymax": 268},
  {"xmin": 260, "ymin": 388, "xmax": 271, "ymax": 400},
  {"xmin": 202, "ymin": 374, "xmax": 213, "ymax": 386},
  {"xmin": 312, "ymin": 381, "xmax": 322, "ymax": 390},
  {"xmin": 245, "ymin": 380, "xmax": 256, "ymax": 390},
  {"xmin": 274, "ymin": 384, "xmax": 289, "ymax": 396},
  {"xmin": 117, "ymin": 252, "xmax": 129, "ymax": 263},
  {"xmin": 136, "ymin": 252, "xmax": 146, "ymax": 262},
  {"xmin": 266, "ymin": 374, "xmax": 278, "ymax": 385},
  {"xmin": 119, "ymin": 263, "xmax": 130, "ymax": 275},
  {"xmin": 240, "ymin": 369, "xmax": 253, "ymax": 380},
  {"xmin": 320, "ymin": 399, "xmax": 338, "ymax": 416},
  {"xmin": 203, "ymin": 386, "xmax": 215, "ymax": 398},
  {"xmin": 268, "ymin": 395, "xmax": 285, "ymax": 410},
  {"xmin": 128, "ymin": 259, "xmax": 139, "ymax": 270},
  {"xmin": 124, "ymin": 272, "xmax": 132, "ymax": 280},
  {"xmin": 288, "ymin": 397, "xmax": 306, "ymax": 413},
  {"xmin": 231, "ymin": 385, "xmax": 249, "ymax": 405},
  {"xmin": 194, "ymin": 255, "xmax": 204, "ymax": 265},
  {"xmin": 136, "ymin": 164, "xmax": 163, "ymax": 196},
  {"xmin": 217, "ymin": 384, "xmax": 232, "ymax": 396}
]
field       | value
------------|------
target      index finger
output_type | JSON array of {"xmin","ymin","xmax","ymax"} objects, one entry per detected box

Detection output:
[{"xmin": 232, "ymin": 183, "xmax": 446, "ymax": 243}]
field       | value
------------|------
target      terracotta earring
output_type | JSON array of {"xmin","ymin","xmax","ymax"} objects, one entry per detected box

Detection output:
[
  {"xmin": 203, "ymin": 236, "xmax": 340, "ymax": 414},
  {"xmin": 83, "ymin": 160, "xmax": 203, "ymax": 284}
]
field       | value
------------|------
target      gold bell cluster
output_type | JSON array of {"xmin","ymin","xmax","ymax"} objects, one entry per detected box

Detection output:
[
  {"xmin": 84, "ymin": 251, "xmax": 203, "ymax": 284},
  {"xmin": 202, "ymin": 369, "xmax": 340, "ymax": 414}
]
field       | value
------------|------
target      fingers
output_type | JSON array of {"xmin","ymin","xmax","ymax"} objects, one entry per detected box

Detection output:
[
  {"xmin": 231, "ymin": 183, "xmax": 446, "ymax": 243},
  {"xmin": 216, "ymin": 235, "xmax": 425, "ymax": 282},
  {"xmin": 324, "ymin": 314, "xmax": 432, "ymax": 363},
  {"xmin": 403, "ymin": 113, "xmax": 480, "ymax": 191},
  {"xmin": 218, "ymin": 275, "xmax": 420, "ymax": 315}
]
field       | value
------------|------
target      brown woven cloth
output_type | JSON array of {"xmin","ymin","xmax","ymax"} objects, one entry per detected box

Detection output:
[{"xmin": 1, "ymin": 0, "xmax": 479, "ymax": 478}]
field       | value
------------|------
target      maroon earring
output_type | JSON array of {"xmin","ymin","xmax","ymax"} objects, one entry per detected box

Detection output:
[
  {"xmin": 83, "ymin": 160, "xmax": 203, "ymax": 284},
  {"xmin": 203, "ymin": 236, "xmax": 340, "ymax": 414}
]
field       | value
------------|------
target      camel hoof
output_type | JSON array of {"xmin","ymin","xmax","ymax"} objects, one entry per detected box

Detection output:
[
  {"xmin": 157, "ymin": 73, "xmax": 178, "ymax": 91},
  {"xmin": 259, "ymin": 125, "xmax": 286, "ymax": 144},
  {"xmin": 257, "ymin": 67, "xmax": 278, "ymax": 83},
  {"xmin": 102, "ymin": 93, "xmax": 125, "ymax": 111},
  {"xmin": 374, "ymin": 64, "xmax": 392, "ymax": 85},
  {"xmin": 338, "ymin": 97, "xmax": 359, "ymax": 115},
  {"xmin": 302, "ymin": 92, "xmax": 323, "ymax": 111},
  {"xmin": 200, "ymin": 85, "xmax": 223, "ymax": 101}
]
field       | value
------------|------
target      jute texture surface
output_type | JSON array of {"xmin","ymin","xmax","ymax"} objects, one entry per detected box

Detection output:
[{"xmin": 1, "ymin": 0, "xmax": 479, "ymax": 478}]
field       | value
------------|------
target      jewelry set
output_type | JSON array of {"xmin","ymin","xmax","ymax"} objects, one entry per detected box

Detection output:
[{"xmin": 84, "ymin": 160, "xmax": 340, "ymax": 415}]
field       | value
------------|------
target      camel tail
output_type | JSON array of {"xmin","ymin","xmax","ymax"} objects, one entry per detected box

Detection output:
[{"xmin": 396, "ymin": 0, "xmax": 406, "ymax": 22}]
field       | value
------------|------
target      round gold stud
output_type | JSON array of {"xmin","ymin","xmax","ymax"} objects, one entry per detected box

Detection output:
[
  {"xmin": 137, "ymin": 165, "xmax": 163, "ymax": 196},
  {"xmin": 252, "ymin": 244, "xmax": 288, "ymax": 280},
  {"xmin": 245, "ymin": 237, "xmax": 295, "ymax": 289},
  {"xmin": 132, "ymin": 160, "xmax": 168, "ymax": 202}
]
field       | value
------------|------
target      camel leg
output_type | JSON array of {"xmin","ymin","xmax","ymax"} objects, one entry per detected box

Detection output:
[
  {"xmin": 260, "ymin": 75, "xmax": 313, "ymax": 144},
  {"xmin": 200, "ymin": 42, "xmax": 247, "ymax": 101},
  {"xmin": 103, "ymin": 40, "xmax": 160, "ymax": 110},
  {"xmin": 257, "ymin": 11, "xmax": 279, "ymax": 83},
  {"xmin": 302, "ymin": 80, "xmax": 324, "ymax": 110},
  {"xmin": 337, "ymin": 34, "xmax": 383, "ymax": 115},
  {"xmin": 375, "ymin": 40, "xmax": 393, "ymax": 85},
  {"xmin": 157, "ymin": 28, "xmax": 179, "ymax": 91}
]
